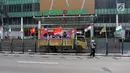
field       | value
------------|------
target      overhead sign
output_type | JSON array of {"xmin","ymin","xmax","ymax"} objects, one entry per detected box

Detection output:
[
  {"xmin": 117, "ymin": 3, "xmax": 125, "ymax": 12},
  {"xmin": 40, "ymin": 0, "xmax": 95, "ymax": 15},
  {"xmin": 43, "ymin": 9, "xmax": 88, "ymax": 15}
]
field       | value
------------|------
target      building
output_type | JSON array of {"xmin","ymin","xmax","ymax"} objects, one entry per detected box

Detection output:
[{"xmin": 0, "ymin": 0, "xmax": 130, "ymax": 38}]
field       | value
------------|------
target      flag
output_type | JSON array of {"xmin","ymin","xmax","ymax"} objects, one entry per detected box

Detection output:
[
  {"xmin": 20, "ymin": 28, "xmax": 24, "ymax": 33},
  {"xmin": 8, "ymin": 28, "xmax": 11, "ymax": 34},
  {"xmin": 66, "ymin": 30, "xmax": 72, "ymax": 38},
  {"xmin": 30, "ymin": 28, "xmax": 36, "ymax": 34},
  {"xmin": 41, "ymin": 27, "xmax": 48, "ymax": 35},
  {"xmin": 100, "ymin": 24, "xmax": 106, "ymax": 34},
  {"xmin": 68, "ymin": 30, "xmax": 72, "ymax": 35},
  {"xmin": 66, "ymin": 29, "xmax": 77, "ymax": 38},
  {"xmin": 84, "ymin": 25, "xmax": 92, "ymax": 32},
  {"xmin": 53, "ymin": 26, "xmax": 62, "ymax": 35},
  {"xmin": 72, "ymin": 28, "xmax": 77, "ymax": 34},
  {"xmin": 116, "ymin": 25, "xmax": 122, "ymax": 32}
]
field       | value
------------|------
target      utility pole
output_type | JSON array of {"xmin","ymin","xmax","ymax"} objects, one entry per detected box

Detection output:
[
  {"xmin": 33, "ymin": 0, "xmax": 37, "ymax": 53},
  {"xmin": 116, "ymin": 0, "xmax": 119, "ymax": 27},
  {"xmin": 0, "ymin": 18, "xmax": 3, "ymax": 52},
  {"xmin": 21, "ymin": 17, "xmax": 24, "ymax": 53},
  {"xmin": 0, "ymin": 1, "xmax": 5, "ymax": 52}
]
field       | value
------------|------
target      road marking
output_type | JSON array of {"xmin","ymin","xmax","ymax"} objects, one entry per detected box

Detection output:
[
  {"xmin": 17, "ymin": 61, "xmax": 59, "ymax": 65},
  {"xmin": 101, "ymin": 67, "xmax": 113, "ymax": 73}
]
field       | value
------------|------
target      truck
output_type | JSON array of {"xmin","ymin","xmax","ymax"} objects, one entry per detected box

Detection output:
[{"xmin": 38, "ymin": 28, "xmax": 87, "ymax": 52}]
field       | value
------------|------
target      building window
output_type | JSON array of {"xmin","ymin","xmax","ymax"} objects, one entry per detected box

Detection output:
[
  {"xmin": 17, "ymin": 4, "xmax": 22, "ymax": 12},
  {"xmin": 32, "ymin": 3, "xmax": 40, "ymax": 11},
  {"xmin": 95, "ymin": 0, "xmax": 116, "ymax": 9},
  {"xmin": 23, "ymin": 3, "xmax": 39, "ymax": 12},
  {"xmin": 23, "ymin": 4, "xmax": 27, "ymax": 12},
  {"xmin": 3, "ymin": 5, "xmax": 8, "ymax": 13},
  {"xmin": 5, "ymin": 3, "xmax": 40, "ymax": 13},
  {"xmin": 23, "ymin": 17, "xmax": 38, "ymax": 24},
  {"xmin": 9, "ymin": 5, "xmax": 13, "ymax": 12}
]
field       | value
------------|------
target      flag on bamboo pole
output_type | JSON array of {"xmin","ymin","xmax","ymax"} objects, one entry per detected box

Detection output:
[
  {"xmin": 116, "ymin": 25, "xmax": 122, "ymax": 33},
  {"xmin": 41, "ymin": 27, "xmax": 48, "ymax": 35},
  {"xmin": 68, "ymin": 28, "xmax": 77, "ymax": 36},
  {"xmin": 20, "ymin": 28, "xmax": 24, "ymax": 33},
  {"xmin": 53, "ymin": 26, "xmax": 62, "ymax": 35},
  {"xmin": 84, "ymin": 25, "xmax": 92, "ymax": 32},
  {"xmin": 114, "ymin": 25, "xmax": 124, "ymax": 38},
  {"xmin": 30, "ymin": 28, "xmax": 36, "ymax": 34},
  {"xmin": 100, "ymin": 24, "xmax": 106, "ymax": 34},
  {"xmin": 72, "ymin": 28, "xmax": 77, "ymax": 34}
]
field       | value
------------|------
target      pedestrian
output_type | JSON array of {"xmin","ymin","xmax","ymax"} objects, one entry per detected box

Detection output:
[{"xmin": 90, "ymin": 40, "xmax": 96, "ymax": 57}]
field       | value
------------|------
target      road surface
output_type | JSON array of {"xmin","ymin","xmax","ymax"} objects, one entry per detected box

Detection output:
[{"xmin": 0, "ymin": 55, "xmax": 129, "ymax": 73}]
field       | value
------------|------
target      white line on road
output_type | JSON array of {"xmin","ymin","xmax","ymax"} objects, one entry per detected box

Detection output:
[{"xmin": 17, "ymin": 61, "xmax": 59, "ymax": 65}]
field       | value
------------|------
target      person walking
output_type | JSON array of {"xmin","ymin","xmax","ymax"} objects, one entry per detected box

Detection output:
[{"xmin": 90, "ymin": 40, "xmax": 96, "ymax": 57}]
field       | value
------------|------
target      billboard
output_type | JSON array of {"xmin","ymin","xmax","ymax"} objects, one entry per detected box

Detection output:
[{"xmin": 40, "ymin": 0, "xmax": 95, "ymax": 15}]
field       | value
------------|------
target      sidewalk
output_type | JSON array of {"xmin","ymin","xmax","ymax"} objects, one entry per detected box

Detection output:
[{"xmin": 0, "ymin": 51, "xmax": 130, "ymax": 57}]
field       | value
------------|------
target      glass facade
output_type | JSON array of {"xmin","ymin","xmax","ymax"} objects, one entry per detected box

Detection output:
[
  {"xmin": 95, "ymin": 0, "xmax": 130, "ymax": 9},
  {"xmin": 0, "ymin": 0, "xmax": 130, "ymax": 37},
  {"xmin": 4, "ymin": 3, "xmax": 40, "ymax": 12},
  {"xmin": 0, "ymin": 0, "xmax": 130, "ymax": 17},
  {"xmin": 1, "ymin": 0, "xmax": 130, "ymax": 24},
  {"xmin": 1, "ymin": 0, "xmax": 40, "ymax": 29},
  {"xmin": 3, "ymin": 17, "xmax": 38, "ymax": 25},
  {"xmin": 95, "ymin": 0, "xmax": 116, "ymax": 9},
  {"xmin": 94, "ymin": 14, "xmax": 130, "ymax": 23},
  {"xmin": 1, "ymin": 0, "xmax": 40, "ymax": 17}
]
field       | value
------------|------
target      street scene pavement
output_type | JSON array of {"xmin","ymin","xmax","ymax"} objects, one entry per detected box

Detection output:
[{"xmin": 0, "ymin": 54, "xmax": 130, "ymax": 73}]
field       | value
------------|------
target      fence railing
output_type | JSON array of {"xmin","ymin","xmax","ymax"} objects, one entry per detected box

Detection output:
[{"xmin": 0, "ymin": 38, "xmax": 129, "ymax": 54}]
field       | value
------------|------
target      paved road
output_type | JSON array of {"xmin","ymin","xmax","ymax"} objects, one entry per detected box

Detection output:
[{"xmin": 0, "ymin": 55, "xmax": 130, "ymax": 73}]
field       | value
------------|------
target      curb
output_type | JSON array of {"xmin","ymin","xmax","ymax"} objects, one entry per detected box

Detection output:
[{"xmin": 0, "ymin": 52, "xmax": 130, "ymax": 57}]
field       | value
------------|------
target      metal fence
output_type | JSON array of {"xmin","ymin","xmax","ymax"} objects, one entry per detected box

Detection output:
[
  {"xmin": 1, "ymin": 39, "xmax": 37, "ymax": 53},
  {"xmin": 0, "ymin": 38, "xmax": 130, "ymax": 54}
]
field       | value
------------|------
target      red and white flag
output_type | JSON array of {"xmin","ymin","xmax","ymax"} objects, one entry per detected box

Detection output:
[
  {"xmin": 53, "ymin": 26, "xmax": 62, "ymax": 35},
  {"xmin": 72, "ymin": 28, "xmax": 77, "ymax": 34},
  {"xmin": 30, "ymin": 28, "xmax": 36, "ymax": 34},
  {"xmin": 41, "ymin": 27, "xmax": 48, "ymax": 35},
  {"xmin": 84, "ymin": 25, "xmax": 92, "ymax": 32}
]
